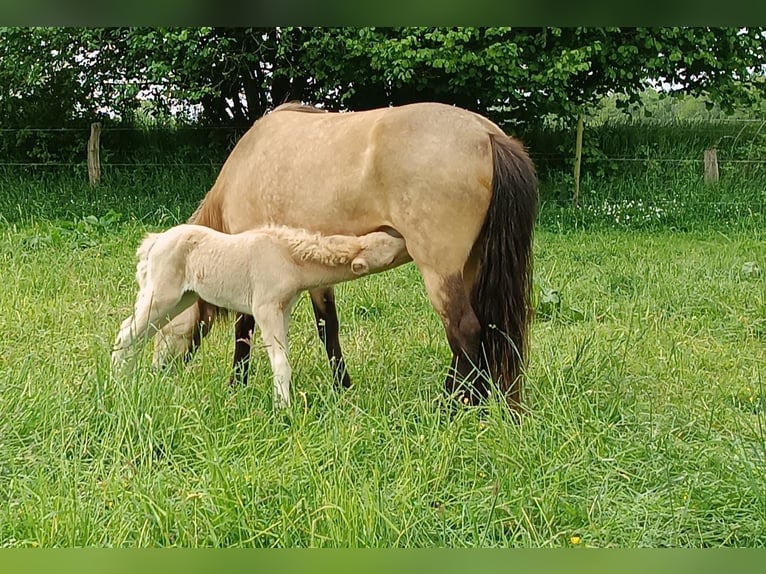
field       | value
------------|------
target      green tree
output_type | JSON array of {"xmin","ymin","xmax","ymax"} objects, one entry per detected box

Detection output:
[
  {"xmin": 2, "ymin": 27, "xmax": 764, "ymax": 128},
  {"xmin": 291, "ymin": 27, "xmax": 765, "ymax": 127}
]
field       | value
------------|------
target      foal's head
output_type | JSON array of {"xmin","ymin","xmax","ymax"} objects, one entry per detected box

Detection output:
[{"xmin": 351, "ymin": 231, "xmax": 407, "ymax": 276}]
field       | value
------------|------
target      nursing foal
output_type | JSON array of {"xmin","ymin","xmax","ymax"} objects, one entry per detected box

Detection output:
[{"xmin": 112, "ymin": 224, "xmax": 406, "ymax": 406}]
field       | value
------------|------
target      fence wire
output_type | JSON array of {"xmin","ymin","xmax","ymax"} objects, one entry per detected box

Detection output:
[{"xmin": 1, "ymin": 123, "xmax": 765, "ymax": 169}]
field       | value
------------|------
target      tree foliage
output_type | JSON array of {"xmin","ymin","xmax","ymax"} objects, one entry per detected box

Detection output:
[{"xmin": 1, "ymin": 27, "xmax": 764, "ymax": 129}]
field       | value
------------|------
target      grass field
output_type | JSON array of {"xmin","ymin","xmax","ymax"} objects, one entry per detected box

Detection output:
[{"xmin": 1, "ymin": 170, "xmax": 765, "ymax": 547}]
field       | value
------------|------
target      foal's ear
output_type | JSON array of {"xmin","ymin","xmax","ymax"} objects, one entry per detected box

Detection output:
[{"xmin": 351, "ymin": 257, "xmax": 370, "ymax": 276}]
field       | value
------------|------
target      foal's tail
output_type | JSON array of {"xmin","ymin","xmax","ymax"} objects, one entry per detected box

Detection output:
[
  {"xmin": 472, "ymin": 133, "xmax": 538, "ymax": 409},
  {"xmin": 185, "ymin": 189, "xmax": 227, "ymax": 346},
  {"xmin": 135, "ymin": 232, "xmax": 161, "ymax": 290}
]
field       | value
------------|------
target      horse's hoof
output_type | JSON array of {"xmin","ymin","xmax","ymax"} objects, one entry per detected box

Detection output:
[{"xmin": 228, "ymin": 374, "xmax": 248, "ymax": 388}]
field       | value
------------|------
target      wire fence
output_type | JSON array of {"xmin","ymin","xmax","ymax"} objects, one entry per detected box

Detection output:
[
  {"xmin": 1, "ymin": 121, "xmax": 765, "ymax": 176},
  {"xmin": 2, "ymin": 122, "xmax": 766, "ymax": 231}
]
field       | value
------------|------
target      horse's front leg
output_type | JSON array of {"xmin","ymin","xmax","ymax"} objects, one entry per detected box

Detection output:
[
  {"xmin": 309, "ymin": 287, "xmax": 351, "ymax": 388},
  {"xmin": 253, "ymin": 304, "xmax": 292, "ymax": 408},
  {"xmin": 229, "ymin": 313, "xmax": 256, "ymax": 386}
]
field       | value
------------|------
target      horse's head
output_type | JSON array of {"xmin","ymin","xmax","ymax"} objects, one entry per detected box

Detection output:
[{"xmin": 352, "ymin": 231, "xmax": 407, "ymax": 276}]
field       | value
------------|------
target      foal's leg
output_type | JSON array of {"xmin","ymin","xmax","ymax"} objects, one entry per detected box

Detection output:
[
  {"xmin": 229, "ymin": 313, "xmax": 256, "ymax": 386},
  {"xmin": 187, "ymin": 300, "xmax": 218, "ymax": 362},
  {"xmin": 113, "ymin": 290, "xmax": 197, "ymax": 373},
  {"xmin": 252, "ymin": 303, "xmax": 292, "ymax": 408},
  {"xmin": 113, "ymin": 292, "xmax": 160, "ymax": 370},
  {"xmin": 152, "ymin": 300, "xmax": 219, "ymax": 368},
  {"xmin": 309, "ymin": 287, "xmax": 351, "ymax": 388}
]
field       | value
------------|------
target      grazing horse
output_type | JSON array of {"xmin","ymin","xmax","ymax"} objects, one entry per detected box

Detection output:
[
  {"xmin": 112, "ymin": 224, "xmax": 407, "ymax": 407},
  {"xmin": 154, "ymin": 102, "xmax": 538, "ymax": 410}
]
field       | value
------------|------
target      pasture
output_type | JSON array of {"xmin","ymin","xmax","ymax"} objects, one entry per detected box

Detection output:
[{"xmin": 1, "ymin": 169, "xmax": 765, "ymax": 547}]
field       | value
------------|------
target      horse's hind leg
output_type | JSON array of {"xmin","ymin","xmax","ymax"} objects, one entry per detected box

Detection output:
[
  {"xmin": 309, "ymin": 287, "xmax": 351, "ymax": 388},
  {"xmin": 229, "ymin": 312, "xmax": 256, "ymax": 386},
  {"xmin": 418, "ymin": 266, "xmax": 487, "ymax": 405}
]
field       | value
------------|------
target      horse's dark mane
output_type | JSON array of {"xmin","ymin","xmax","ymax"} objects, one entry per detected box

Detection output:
[{"xmin": 272, "ymin": 102, "xmax": 328, "ymax": 114}]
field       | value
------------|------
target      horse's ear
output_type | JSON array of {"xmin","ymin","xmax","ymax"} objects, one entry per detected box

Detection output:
[{"xmin": 351, "ymin": 257, "xmax": 369, "ymax": 276}]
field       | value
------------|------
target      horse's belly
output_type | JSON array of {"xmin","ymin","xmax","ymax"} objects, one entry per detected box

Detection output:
[
  {"xmin": 227, "ymin": 202, "xmax": 380, "ymax": 236},
  {"xmin": 223, "ymin": 171, "xmax": 387, "ymax": 236}
]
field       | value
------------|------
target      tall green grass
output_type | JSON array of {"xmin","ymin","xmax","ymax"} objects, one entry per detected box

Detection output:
[
  {"xmin": 524, "ymin": 118, "xmax": 766, "ymax": 177},
  {"xmin": 513, "ymin": 118, "xmax": 766, "ymax": 236},
  {"xmin": 1, "ymin": 170, "xmax": 765, "ymax": 547}
]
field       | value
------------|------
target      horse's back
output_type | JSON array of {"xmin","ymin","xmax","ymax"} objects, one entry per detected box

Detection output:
[{"xmin": 209, "ymin": 103, "xmax": 505, "ymax": 242}]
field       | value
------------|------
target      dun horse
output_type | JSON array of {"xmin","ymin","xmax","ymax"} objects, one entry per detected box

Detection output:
[
  {"xmin": 154, "ymin": 102, "xmax": 538, "ymax": 409},
  {"xmin": 112, "ymin": 224, "xmax": 407, "ymax": 407}
]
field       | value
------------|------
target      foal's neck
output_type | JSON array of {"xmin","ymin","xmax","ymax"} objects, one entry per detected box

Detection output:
[
  {"xmin": 299, "ymin": 256, "xmax": 357, "ymax": 288},
  {"xmin": 271, "ymin": 227, "xmax": 362, "ymax": 268}
]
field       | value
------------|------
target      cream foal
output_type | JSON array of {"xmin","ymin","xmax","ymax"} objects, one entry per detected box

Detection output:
[{"xmin": 112, "ymin": 224, "xmax": 407, "ymax": 406}]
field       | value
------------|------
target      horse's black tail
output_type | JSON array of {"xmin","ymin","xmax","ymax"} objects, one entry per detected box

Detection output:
[{"xmin": 471, "ymin": 133, "xmax": 538, "ymax": 409}]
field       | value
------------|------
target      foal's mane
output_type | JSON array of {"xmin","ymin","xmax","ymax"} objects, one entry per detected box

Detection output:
[{"xmin": 263, "ymin": 225, "xmax": 362, "ymax": 267}]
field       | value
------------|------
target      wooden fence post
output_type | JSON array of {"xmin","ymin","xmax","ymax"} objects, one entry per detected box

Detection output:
[
  {"xmin": 704, "ymin": 147, "xmax": 719, "ymax": 185},
  {"xmin": 573, "ymin": 112, "xmax": 584, "ymax": 206},
  {"xmin": 87, "ymin": 122, "xmax": 101, "ymax": 187}
]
